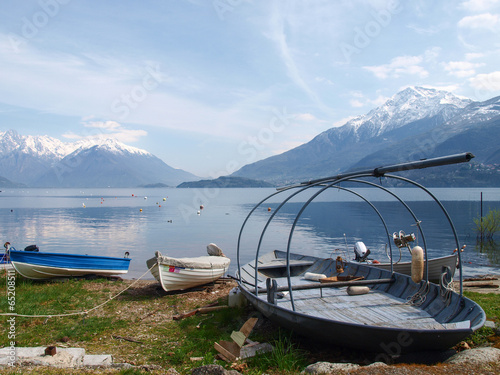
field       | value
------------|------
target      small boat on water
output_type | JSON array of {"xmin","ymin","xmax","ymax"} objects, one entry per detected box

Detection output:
[
  {"xmin": 146, "ymin": 243, "xmax": 230, "ymax": 292},
  {"xmin": 236, "ymin": 153, "xmax": 486, "ymax": 353},
  {"xmin": 6, "ymin": 243, "xmax": 131, "ymax": 279}
]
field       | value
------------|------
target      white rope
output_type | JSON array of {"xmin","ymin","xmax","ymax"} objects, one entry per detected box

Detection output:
[{"xmin": 0, "ymin": 262, "xmax": 157, "ymax": 319}]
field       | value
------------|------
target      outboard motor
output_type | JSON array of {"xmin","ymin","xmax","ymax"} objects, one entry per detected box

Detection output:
[
  {"xmin": 354, "ymin": 241, "xmax": 370, "ymax": 262},
  {"xmin": 24, "ymin": 245, "xmax": 39, "ymax": 252}
]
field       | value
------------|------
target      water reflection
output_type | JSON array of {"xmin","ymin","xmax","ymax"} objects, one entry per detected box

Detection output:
[
  {"xmin": 475, "ymin": 240, "xmax": 500, "ymax": 266},
  {"xmin": 1, "ymin": 188, "xmax": 499, "ymax": 279}
]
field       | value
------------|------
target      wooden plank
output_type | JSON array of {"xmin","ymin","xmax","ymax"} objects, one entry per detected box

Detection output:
[
  {"xmin": 240, "ymin": 317, "xmax": 258, "ymax": 337},
  {"xmin": 214, "ymin": 341, "xmax": 239, "ymax": 362}
]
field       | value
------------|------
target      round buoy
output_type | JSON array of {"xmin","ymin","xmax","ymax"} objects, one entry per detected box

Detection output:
[
  {"xmin": 411, "ymin": 246, "xmax": 424, "ymax": 283},
  {"xmin": 140, "ymin": 209, "xmax": 143, "ymax": 212},
  {"xmin": 163, "ymin": 198, "xmax": 166, "ymax": 201},
  {"xmin": 372, "ymin": 259, "xmax": 380, "ymax": 264},
  {"xmin": 200, "ymin": 205, "xmax": 204, "ymax": 210},
  {"xmin": 197, "ymin": 210, "xmax": 201, "ymax": 215},
  {"xmin": 159, "ymin": 205, "xmax": 161, "ymax": 207},
  {"xmin": 268, "ymin": 207, "xmax": 271, "ymax": 212}
]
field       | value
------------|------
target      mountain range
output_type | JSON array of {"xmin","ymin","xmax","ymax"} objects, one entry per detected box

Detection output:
[
  {"xmin": 2, "ymin": 86, "xmax": 500, "ymax": 188},
  {"xmin": 0, "ymin": 131, "xmax": 198, "ymax": 187},
  {"xmin": 231, "ymin": 86, "xmax": 500, "ymax": 186}
]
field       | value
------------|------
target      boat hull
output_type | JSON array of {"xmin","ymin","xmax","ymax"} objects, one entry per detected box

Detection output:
[
  {"xmin": 9, "ymin": 250, "xmax": 130, "ymax": 279},
  {"xmin": 147, "ymin": 255, "xmax": 230, "ymax": 292},
  {"xmin": 238, "ymin": 250, "xmax": 485, "ymax": 353},
  {"xmin": 357, "ymin": 253, "xmax": 458, "ymax": 283}
]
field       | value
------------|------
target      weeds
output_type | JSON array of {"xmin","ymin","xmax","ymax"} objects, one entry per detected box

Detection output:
[{"xmin": 247, "ymin": 329, "xmax": 307, "ymax": 373}]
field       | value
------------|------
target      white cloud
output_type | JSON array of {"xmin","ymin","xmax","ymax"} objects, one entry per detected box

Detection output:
[
  {"xmin": 407, "ymin": 24, "xmax": 442, "ymax": 36},
  {"xmin": 363, "ymin": 55, "xmax": 428, "ymax": 79},
  {"xmin": 469, "ymin": 71, "xmax": 500, "ymax": 91},
  {"xmin": 350, "ymin": 99, "xmax": 364, "ymax": 108},
  {"xmin": 348, "ymin": 91, "xmax": 389, "ymax": 109},
  {"xmin": 443, "ymin": 61, "xmax": 485, "ymax": 77},
  {"xmin": 465, "ymin": 52, "xmax": 485, "ymax": 60},
  {"xmin": 294, "ymin": 113, "xmax": 317, "ymax": 122},
  {"xmin": 63, "ymin": 121, "xmax": 148, "ymax": 143},
  {"xmin": 461, "ymin": 0, "xmax": 500, "ymax": 12},
  {"xmin": 458, "ymin": 13, "xmax": 500, "ymax": 30}
]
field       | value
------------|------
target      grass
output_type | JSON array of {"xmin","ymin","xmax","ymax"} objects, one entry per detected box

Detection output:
[
  {"xmin": 463, "ymin": 291, "xmax": 500, "ymax": 348},
  {"xmin": 0, "ymin": 269, "xmax": 499, "ymax": 374}
]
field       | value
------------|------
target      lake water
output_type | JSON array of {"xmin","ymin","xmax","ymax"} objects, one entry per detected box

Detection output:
[{"xmin": 1, "ymin": 187, "xmax": 499, "ymax": 279}]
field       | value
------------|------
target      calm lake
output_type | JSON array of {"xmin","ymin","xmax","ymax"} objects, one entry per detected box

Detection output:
[{"xmin": 1, "ymin": 187, "xmax": 499, "ymax": 279}]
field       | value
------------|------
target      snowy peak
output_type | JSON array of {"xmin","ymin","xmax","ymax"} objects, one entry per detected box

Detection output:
[
  {"xmin": 0, "ymin": 129, "xmax": 72, "ymax": 159},
  {"xmin": 70, "ymin": 137, "xmax": 151, "ymax": 157},
  {"xmin": 0, "ymin": 129, "xmax": 198, "ymax": 187},
  {"xmin": 346, "ymin": 86, "xmax": 472, "ymax": 137},
  {"xmin": 0, "ymin": 130, "xmax": 151, "ymax": 159}
]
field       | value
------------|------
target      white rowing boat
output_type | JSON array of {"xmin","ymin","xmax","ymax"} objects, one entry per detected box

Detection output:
[{"xmin": 146, "ymin": 243, "xmax": 230, "ymax": 292}]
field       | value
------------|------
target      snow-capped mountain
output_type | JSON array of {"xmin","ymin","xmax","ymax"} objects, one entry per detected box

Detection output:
[
  {"xmin": 0, "ymin": 129, "xmax": 75, "ymax": 159},
  {"xmin": 231, "ymin": 86, "xmax": 500, "ymax": 185},
  {"xmin": 344, "ymin": 86, "xmax": 472, "ymax": 138},
  {"xmin": 0, "ymin": 130, "xmax": 199, "ymax": 187}
]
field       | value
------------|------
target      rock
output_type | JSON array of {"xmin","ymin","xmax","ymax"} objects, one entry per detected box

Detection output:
[
  {"xmin": 164, "ymin": 368, "xmax": 180, "ymax": 375},
  {"xmin": 301, "ymin": 361, "xmax": 360, "ymax": 374},
  {"xmin": 445, "ymin": 347, "xmax": 500, "ymax": 365},
  {"xmin": 365, "ymin": 362, "xmax": 389, "ymax": 368},
  {"xmin": 111, "ymin": 363, "xmax": 134, "ymax": 369},
  {"xmin": 484, "ymin": 320, "xmax": 496, "ymax": 329},
  {"xmin": 0, "ymin": 347, "xmax": 85, "ymax": 368},
  {"xmin": 191, "ymin": 364, "xmax": 242, "ymax": 375},
  {"xmin": 83, "ymin": 354, "xmax": 113, "ymax": 367}
]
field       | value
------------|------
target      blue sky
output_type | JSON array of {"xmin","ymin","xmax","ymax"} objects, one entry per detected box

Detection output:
[{"xmin": 1, "ymin": 0, "xmax": 500, "ymax": 177}]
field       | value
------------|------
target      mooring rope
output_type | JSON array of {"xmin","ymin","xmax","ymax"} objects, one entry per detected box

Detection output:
[
  {"xmin": 405, "ymin": 281, "xmax": 430, "ymax": 306},
  {"xmin": 0, "ymin": 262, "xmax": 157, "ymax": 319},
  {"xmin": 439, "ymin": 267, "xmax": 455, "ymax": 307}
]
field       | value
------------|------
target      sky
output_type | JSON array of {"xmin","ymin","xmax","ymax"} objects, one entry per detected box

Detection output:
[{"xmin": 1, "ymin": 0, "xmax": 500, "ymax": 178}]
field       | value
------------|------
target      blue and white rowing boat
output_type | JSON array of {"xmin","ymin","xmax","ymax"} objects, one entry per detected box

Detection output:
[{"xmin": 6, "ymin": 244, "xmax": 131, "ymax": 279}]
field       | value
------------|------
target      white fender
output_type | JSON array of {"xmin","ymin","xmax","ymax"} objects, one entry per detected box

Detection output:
[
  {"xmin": 304, "ymin": 272, "xmax": 327, "ymax": 281},
  {"xmin": 411, "ymin": 246, "xmax": 424, "ymax": 283},
  {"xmin": 347, "ymin": 286, "xmax": 370, "ymax": 296}
]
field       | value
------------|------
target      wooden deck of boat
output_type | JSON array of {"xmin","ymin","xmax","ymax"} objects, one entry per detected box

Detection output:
[{"xmin": 268, "ymin": 276, "xmax": 468, "ymax": 330}]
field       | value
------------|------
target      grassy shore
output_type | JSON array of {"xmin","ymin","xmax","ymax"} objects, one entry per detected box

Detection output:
[{"xmin": 0, "ymin": 270, "xmax": 499, "ymax": 375}]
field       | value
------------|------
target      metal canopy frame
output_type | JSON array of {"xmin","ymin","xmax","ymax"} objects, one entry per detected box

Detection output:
[{"xmin": 236, "ymin": 153, "xmax": 474, "ymax": 308}]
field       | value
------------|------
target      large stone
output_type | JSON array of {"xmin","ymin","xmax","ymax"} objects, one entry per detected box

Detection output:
[
  {"xmin": 191, "ymin": 364, "xmax": 241, "ymax": 375},
  {"xmin": 0, "ymin": 347, "xmax": 85, "ymax": 368},
  {"xmin": 445, "ymin": 347, "xmax": 500, "ymax": 365},
  {"xmin": 0, "ymin": 347, "xmax": 116, "ymax": 368},
  {"xmin": 83, "ymin": 354, "xmax": 113, "ymax": 367},
  {"xmin": 302, "ymin": 361, "xmax": 360, "ymax": 374}
]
